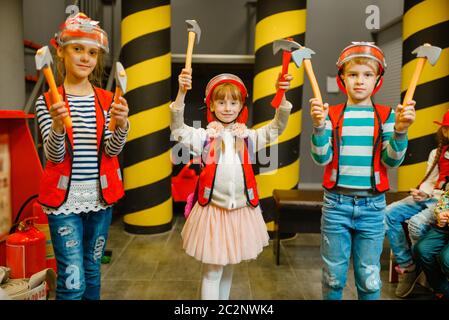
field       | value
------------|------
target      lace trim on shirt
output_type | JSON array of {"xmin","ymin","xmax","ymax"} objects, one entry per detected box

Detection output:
[{"xmin": 43, "ymin": 181, "xmax": 111, "ymax": 215}]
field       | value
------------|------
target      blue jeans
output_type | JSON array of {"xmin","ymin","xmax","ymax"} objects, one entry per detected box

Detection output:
[
  {"xmin": 48, "ymin": 207, "xmax": 112, "ymax": 300},
  {"xmin": 414, "ymin": 226, "xmax": 449, "ymax": 297},
  {"xmin": 321, "ymin": 190, "xmax": 386, "ymax": 300},
  {"xmin": 384, "ymin": 196, "xmax": 436, "ymax": 268}
]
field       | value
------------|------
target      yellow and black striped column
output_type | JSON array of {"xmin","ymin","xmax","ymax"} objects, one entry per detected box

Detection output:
[
  {"xmin": 398, "ymin": 0, "xmax": 449, "ymax": 191},
  {"xmin": 252, "ymin": 0, "xmax": 306, "ymax": 228},
  {"xmin": 121, "ymin": 1, "xmax": 172, "ymax": 233}
]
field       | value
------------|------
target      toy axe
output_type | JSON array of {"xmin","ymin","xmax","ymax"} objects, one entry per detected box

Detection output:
[
  {"xmin": 35, "ymin": 46, "xmax": 72, "ymax": 128},
  {"xmin": 108, "ymin": 62, "xmax": 127, "ymax": 132},
  {"xmin": 292, "ymin": 45, "xmax": 322, "ymax": 107},
  {"xmin": 402, "ymin": 43, "xmax": 441, "ymax": 106},
  {"xmin": 271, "ymin": 39, "xmax": 300, "ymax": 108},
  {"xmin": 185, "ymin": 20, "xmax": 201, "ymax": 74}
]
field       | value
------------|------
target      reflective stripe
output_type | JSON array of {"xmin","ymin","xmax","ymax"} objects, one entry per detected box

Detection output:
[
  {"xmin": 248, "ymin": 188, "xmax": 255, "ymax": 201},
  {"xmin": 100, "ymin": 175, "xmax": 108, "ymax": 189},
  {"xmin": 330, "ymin": 169, "xmax": 337, "ymax": 182},
  {"xmin": 203, "ymin": 187, "xmax": 211, "ymax": 200},
  {"xmin": 57, "ymin": 176, "xmax": 69, "ymax": 190},
  {"xmin": 374, "ymin": 171, "xmax": 381, "ymax": 185}
]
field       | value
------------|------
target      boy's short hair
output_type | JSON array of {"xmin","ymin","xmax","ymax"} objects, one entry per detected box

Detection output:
[{"xmin": 342, "ymin": 57, "xmax": 380, "ymax": 75}]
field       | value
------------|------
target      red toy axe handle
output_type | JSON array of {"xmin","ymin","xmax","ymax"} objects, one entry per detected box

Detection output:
[{"xmin": 271, "ymin": 50, "xmax": 292, "ymax": 108}]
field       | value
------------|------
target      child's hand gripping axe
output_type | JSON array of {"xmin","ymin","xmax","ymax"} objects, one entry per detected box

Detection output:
[
  {"xmin": 35, "ymin": 46, "xmax": 72, "ymax": 128},
  {"xmin": 402, "ymin": 43, "xmax": 442, "ymax": 107},
  {"xmin": 292, "ymin": 45, "xmax": 324, "ymax": 119},
  {"xmin": 184, "ymin": 20, "xmax": 201, "ymax": 90},
  {"xmin": 108, "ymin": 62, "xmax": 127, "ymax": 132},
  {"xmin": 271, "ymin": 39, "xmax": 301, "ymax": 108}
]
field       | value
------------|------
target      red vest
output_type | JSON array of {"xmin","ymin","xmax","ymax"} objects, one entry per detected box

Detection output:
[
  {"xmin": 197, "ymin": 137, "xmax": 259, "ymax": 207},
  {"xmin": 322, "ymin": 103, "xmax": 392, "ymax": 192},
  {"xmin": 436, "ymin": 145, "xmax": 449, "ymax": 189},
  {"xmin": 38, "ymin": 86, "xmax": 124, "ymax": 209}
]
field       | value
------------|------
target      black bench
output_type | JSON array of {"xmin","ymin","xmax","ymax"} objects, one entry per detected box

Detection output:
[{"xmin": 272, "ymin": 189, "xmax": 409, "ymax": 268}]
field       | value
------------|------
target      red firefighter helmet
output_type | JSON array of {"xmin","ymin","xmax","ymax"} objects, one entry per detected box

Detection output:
[
  {"xmin": 204, "ymin": 73, "xmax": 249, "ymax": 123},
  {"xmin": 336, "ymin": 42, "xmax": 386, "ymax": 96},
  {"xmin": 54, "ymin": 12, "xmax": 109, "ymax": 53}
]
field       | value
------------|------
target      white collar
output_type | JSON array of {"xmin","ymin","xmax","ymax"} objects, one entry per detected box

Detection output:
[{"xmin": 206, "ymin": 121, "xmax": 249, "ymax": 139}]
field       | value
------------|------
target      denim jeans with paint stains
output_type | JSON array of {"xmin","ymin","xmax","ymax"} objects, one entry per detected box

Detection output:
[
  {"xmin": 384, "ymin": 196, "xmax": 436, "ymax": 268},
  {"xmin": 320, "ymin": 190, "xmax": 386, "ymax": 300},
  {"xmin": 48, "ymin": 207, "xmax": 112, "ymax": 300}
]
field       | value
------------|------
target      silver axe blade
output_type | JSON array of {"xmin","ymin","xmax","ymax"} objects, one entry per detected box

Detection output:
[
  {"xmin": 186, "ymin": 19, "xmax": 201, "ymax": 44},
  {"xmin": 115, "ymin": 62, "xmax": 127, "ymax": 94},
  {"xmin": 272, "ymin": 39, "xmax": 301, "ymax": 55},
  {"xmin": 35, "ymin": 46, "xmax": 53, "ymax": 70},
  {"xmin": 412, "ymin": 44, "xmax": 442, "ymax": 66},
  {"xmin": 291, "ymin": 46, "xmax": 316, "ymax": 67}
]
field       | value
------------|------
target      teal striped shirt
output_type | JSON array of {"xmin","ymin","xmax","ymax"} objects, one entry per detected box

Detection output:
[{"xmin": 311, "ymin": 105, "xmax": 408, "ymax": 190}]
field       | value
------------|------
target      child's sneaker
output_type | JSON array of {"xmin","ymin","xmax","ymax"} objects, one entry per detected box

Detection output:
[{"xmin": 394, "ymin": 265, "xmax": 420, "ymax": 298}]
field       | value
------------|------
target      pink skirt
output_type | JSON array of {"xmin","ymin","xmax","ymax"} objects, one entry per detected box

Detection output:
[{"xmin": 181, "ymin": 203, "xmax": 269, "ymax": 265}]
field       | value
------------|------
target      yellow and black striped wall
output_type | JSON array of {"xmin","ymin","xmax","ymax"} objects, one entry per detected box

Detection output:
[
  {"xmin": 252, "ymin": 0, "xmax": 306, "ymax": 227},
  {"xmin": 120, "ymin": 0, "xmax": 173, "ymax": 234},
  {"xmin": 398, "ymin": 0, "xmax": 449, "ymax": 191}
]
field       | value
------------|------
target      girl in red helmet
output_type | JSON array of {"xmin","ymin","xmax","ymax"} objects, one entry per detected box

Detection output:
[
  {"xmin": 171, "ymin": 68, "xmax": 293, "ymax": 300},
  {"xmin": 35, "ymin": 8, "xmax": 129, "ymax": 300},
  {"xmin": 309, "ymin": 42, "xmax": 416, "ymax": 300}
]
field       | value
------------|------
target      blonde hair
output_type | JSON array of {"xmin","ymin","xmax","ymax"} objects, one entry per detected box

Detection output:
[
  {"xmin": 343, "ymin": 57, "xmax": 380, "ymax": 75},
  {"xmin": 211, "ymin": 83, "xmax": 243, "ymax": 104},
  {"xmin": 55, "ymin": 45, "xmax": 105, "ymax": 87}
]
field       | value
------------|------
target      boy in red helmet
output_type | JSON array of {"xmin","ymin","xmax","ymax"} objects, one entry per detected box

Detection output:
[
  {"xmin": 171, "ymin": 68, "xmax": 293, "ymax": 300},
  {"xmin": 310, "ymin": 42, "xmax": 416, "ymax": 300}
]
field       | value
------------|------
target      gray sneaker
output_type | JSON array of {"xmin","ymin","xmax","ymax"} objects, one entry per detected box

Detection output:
[
  {"xmin": 416, "ymin": 271, "xmax": 431, "ymax": 290},
  {"xmin": 395, "ymin": 270, "xmax": 421, "ymax": 298}
]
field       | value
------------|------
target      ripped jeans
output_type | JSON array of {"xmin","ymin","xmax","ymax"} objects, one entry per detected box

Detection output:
[
  {"xmin": 321, "ymin": 190, "xmax": 386, "ymax": 300},
  {"xmin": 47, "ymin": 207, "xmax": 112, "ymax": 300}
]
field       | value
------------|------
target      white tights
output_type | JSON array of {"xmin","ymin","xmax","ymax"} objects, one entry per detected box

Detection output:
[{"xmin": 201, "ymin": 263, "xmax": 234, "ymax": 300}]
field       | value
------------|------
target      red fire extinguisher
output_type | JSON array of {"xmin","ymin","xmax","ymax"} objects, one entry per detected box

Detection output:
[{"xmin": 6, "ymin": 217, "xmax": 46, "ymax": 279}]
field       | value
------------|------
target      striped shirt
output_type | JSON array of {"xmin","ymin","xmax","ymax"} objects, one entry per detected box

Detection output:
[
  {"xmin": 311, "ymin": 105, "xmax": 408, "ymax": 190},
  {"xmin": 35, "ymin": 93, "xmax": 128, "ymax": 214}
]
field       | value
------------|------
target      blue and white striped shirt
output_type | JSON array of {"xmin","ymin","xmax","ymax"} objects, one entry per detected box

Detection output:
[
  {"xmin": 311, "ymin": 105, "xmax": 408, "ymax": 190},
  {"xmin": 35, "ymin": 93, "xmax": 128, "ymax": 214}
]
